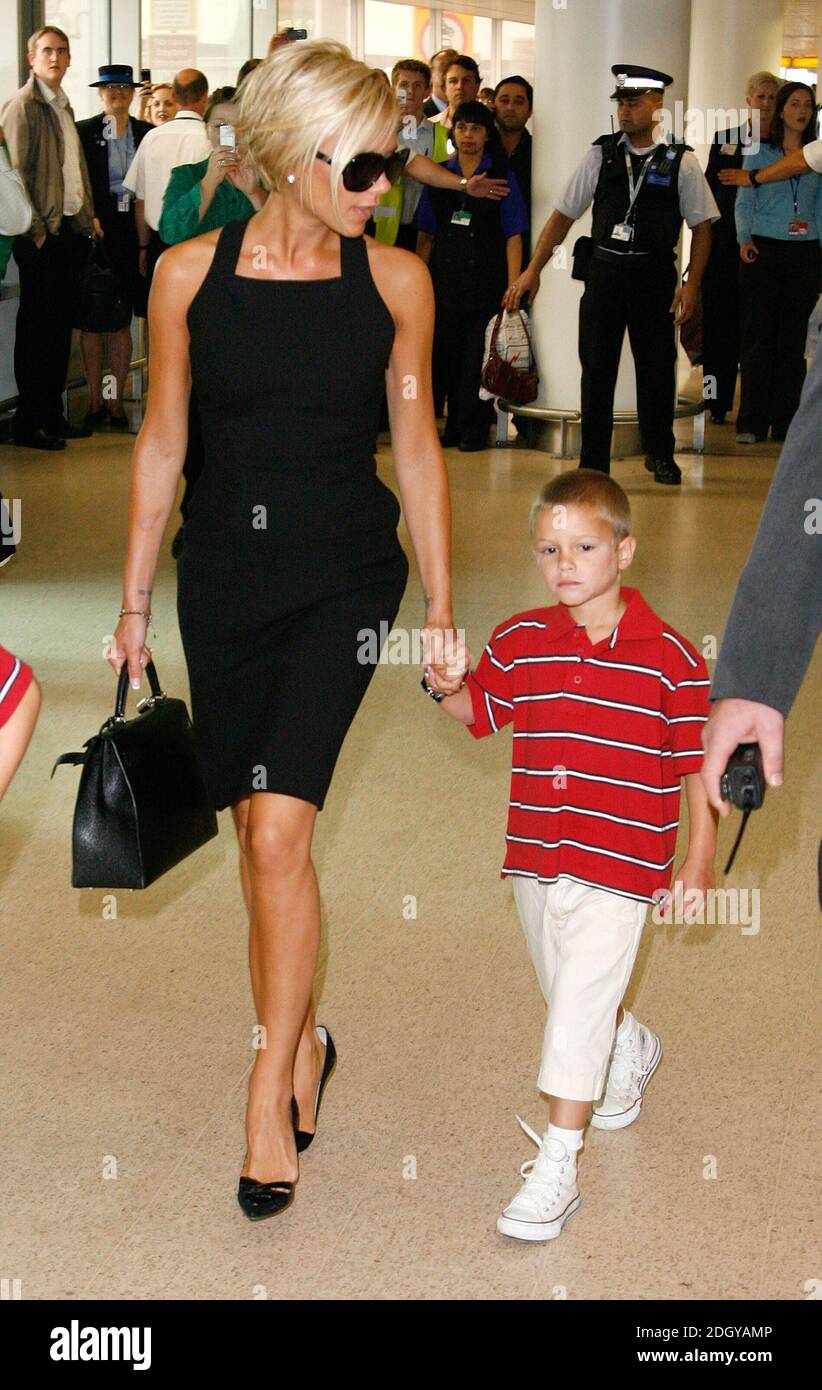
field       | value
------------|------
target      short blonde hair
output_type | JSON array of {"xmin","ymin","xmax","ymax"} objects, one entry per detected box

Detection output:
[
  {"xmin": 746, "ymin": 70, "xmax": 782, "ymax": 96},
  {"xmin": 529, "ymin": 469, "xmax": 632, "ymax": 544},
  {"xmin": 236, "ymin": 40, "xmax": 400, "ymax": 221},
  {"xmin": 28, "ymin": 26, "xmax": 70, "ymax": 56}
]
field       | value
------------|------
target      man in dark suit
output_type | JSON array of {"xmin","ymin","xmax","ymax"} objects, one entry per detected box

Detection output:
[
  {"xmin": 702, "ymin": 72, "xmax": 781, "ymax": 424},
  {"xmin": 77, "ymin": 65, "xmax": 151, "ymax": 429}
]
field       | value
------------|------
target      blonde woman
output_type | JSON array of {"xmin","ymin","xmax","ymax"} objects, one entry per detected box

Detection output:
[{"xmin": 107, "ymin": 41, "xmax": 467, "ymax": 1221}]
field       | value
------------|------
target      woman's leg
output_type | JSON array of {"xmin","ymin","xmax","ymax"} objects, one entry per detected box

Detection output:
[
  {"xmin": 231, "ymin": 791, "xmax": 325, "ymax": 1181},
  {"xmin": 772, "ymin": 245, "xmax": 818, "ymax": 435},
  {"xmin": 107, "ymin": 326, "xmax": 133, "ymax": 418},
  {"xmin": 737, "ymin": 247, "xmax": 779, "ymax": 436},
  {"xmin": 0, "ymin": 677, "xmax": 41, "ymax": 801},
  {"xmin": 80, "ymin": 332, "xmax": 104, "ymax": 413}
]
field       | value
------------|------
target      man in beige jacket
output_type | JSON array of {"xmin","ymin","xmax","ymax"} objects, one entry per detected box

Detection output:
[{"xmin": 1, "ymin": 26, "xmax": 100, "ymax": 449}]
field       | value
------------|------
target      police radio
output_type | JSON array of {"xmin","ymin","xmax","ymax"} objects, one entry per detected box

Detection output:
[{"xmin": 720, "ymin": 743, "xmax": 766, "ymax": 874}]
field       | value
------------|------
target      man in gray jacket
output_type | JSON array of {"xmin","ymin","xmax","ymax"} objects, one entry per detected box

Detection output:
[
  {"xmin": 702, "ymin": 341, "xmax": 822, "ymax": 894},
  {"xmin": 1, "ymin": 25, "xmax": 100, "ymax": 449}
]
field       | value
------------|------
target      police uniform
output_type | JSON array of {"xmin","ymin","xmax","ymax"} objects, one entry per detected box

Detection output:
[{"xmin": 556, "ymin": 66, "xmax": 719, "ymax": 482}]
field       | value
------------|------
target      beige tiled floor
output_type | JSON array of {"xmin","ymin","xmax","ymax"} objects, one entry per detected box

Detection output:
[{"xmin": 0, "ymin": 414, "xmax": 819, "ymax": 1301}]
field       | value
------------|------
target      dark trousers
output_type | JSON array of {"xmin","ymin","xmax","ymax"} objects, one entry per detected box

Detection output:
[
  {"xmin": 12, "ymin": 220, "xmax": 87, "ymax": 435},
  {"xmin": 701, "ymin": 245, "xmax": 740, "ymax": 416},
  {"xmin": 738, "ymin": 236, "xmax": 821, "ymax": 436},
  {"xmin": 180, "ymin": 388, "xmax": 203, "ymax": 521},
  {"xmin": 434, "ymin": 298, "xmax": 496, "ymax": 443},
  {"xmin": 145, "ymin": 227, "xmax": 166, "ymax": 292},
  {"xmin": 578, "ymin": 256, "xmax": 678, "ymax": 472}
]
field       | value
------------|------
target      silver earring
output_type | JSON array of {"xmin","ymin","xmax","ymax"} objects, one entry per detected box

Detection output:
[{"xmin": 286, "ymin": 173, "xmax": 296, "ymax": 184}]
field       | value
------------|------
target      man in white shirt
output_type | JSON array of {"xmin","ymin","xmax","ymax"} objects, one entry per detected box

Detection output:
[
  {"xmin": 1, "ymin": 26, "xmax": 101, "ymax": 448},
  {"xmin": 123, "ymin": 69, "xmax": 210, "ymax": 287}
]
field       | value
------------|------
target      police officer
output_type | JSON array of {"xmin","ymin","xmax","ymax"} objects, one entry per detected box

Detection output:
[{"xmin": 506, "ymin": 65, "xmax": 720, "ymax": 484}]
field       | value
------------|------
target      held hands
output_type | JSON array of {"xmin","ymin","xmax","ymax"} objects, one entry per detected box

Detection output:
[
  {"xmin": 740, "ymin": 240, "xmax": 758, "ymax": 263},
  {"xmin": 107, "ymin": 616, "xmax": 153, "ymax": 691},
  {"xmin": 466, "ymin": 173, "xmax": 510, "ymax": 201},
  {"xmin": 670, "ymin": 279, "xmax": 698, "ymax": 324},
  {"xmin": 420, "ymin": 626, "xmax": 472, "ymax": 697},
  {"xmin": 718, "ymin": 168, "xmax": 751, "ymax": 187},
  {"xmin": 503, "ymin": 264, "xmax": 540, "ymax": 311}
]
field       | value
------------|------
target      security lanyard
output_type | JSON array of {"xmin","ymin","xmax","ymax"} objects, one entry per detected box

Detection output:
[
  {"xmin": 783, "ymin": 153, "xmax": 801, "ymax": 215},
  {"xmin": 623, "ymin": 144, "xmax": 661, "ymax": 223}
]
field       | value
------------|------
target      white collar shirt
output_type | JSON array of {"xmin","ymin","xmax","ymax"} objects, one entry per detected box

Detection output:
[
  {"xmin": 36, "ymin": 76, "xmax": 85, "ymax": 216},
  {"xmin": 122, "ymin": 109, "xmax": 210, "ymax": 229}
]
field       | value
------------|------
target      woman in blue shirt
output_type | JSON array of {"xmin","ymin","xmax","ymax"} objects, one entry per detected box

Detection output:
[
  {"xmin": 416, "ymin": 100, "xmax": 528, "ymax": 451},
  {"xmin": 735, "ymin": 82, "xmax": 822, "ymax": 442}
]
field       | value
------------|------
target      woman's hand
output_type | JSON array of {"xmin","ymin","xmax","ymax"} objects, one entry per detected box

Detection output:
[
  {"xmin": 740, "ymin": 240, "xmax": 758, "ymax": 263},
  {"xmin": 466, "ymin": 172, "xmax": 509, "ymax": 200},
  {"xmin": 224, "ymin": 157, "xmax": 260, "ymax": 199},
  {"xmin": 503, "ymin": 263, "xmax": 540, "ymax": 311},
  {"xmin": 107, "ymin": 615, "xmax": 153, "ymax": 690},
  {"xmin": 718, "ymin": 167, "xmax": 751, "ymax": 187},
  {"xmin": 203, "ymin": 145, "xmax": 240, "ymax": 188},
  {"xmin": 421, "ymin": 625, "xmax": 471, "ymax": 697}
]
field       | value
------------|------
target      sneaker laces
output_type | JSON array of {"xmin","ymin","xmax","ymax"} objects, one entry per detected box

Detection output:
[
  {"xmin": 606, "ymin": 1028, "xmax": 646, "ymax": 1098},
  {"xmin": 512, "ymin": 1115, "xmax": 574, "ymax": 1214}
]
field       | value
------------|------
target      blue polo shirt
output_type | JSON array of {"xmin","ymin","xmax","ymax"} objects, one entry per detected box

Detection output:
[
  {"xmin": 736, "ymin": 143, "xmax": 822, "ymax": 243},
  {"xmin": 415, "ymin": 151, "xmax": 529, "ymax": 240}
]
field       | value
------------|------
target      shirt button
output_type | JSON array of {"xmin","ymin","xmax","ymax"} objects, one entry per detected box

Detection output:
[{"xmin": 573, "ymin": 674, "xmax": 582, "ymax": 685}]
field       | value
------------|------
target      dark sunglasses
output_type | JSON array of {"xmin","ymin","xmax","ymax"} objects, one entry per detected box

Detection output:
[{"xmin": 315, "ymin": 146, "xmax": 410, "ymax": 192}]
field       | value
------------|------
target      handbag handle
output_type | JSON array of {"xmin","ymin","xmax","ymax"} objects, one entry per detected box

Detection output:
[
  {"xmin": 490, "ymin": 306, "xmax": 535, "ymax": 360},
  {"xmin": 114, "ymin": 659, "xmax": 164, "ymax": 719}
]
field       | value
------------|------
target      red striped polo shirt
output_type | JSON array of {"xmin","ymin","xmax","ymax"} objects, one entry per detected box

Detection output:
[
  {"xmin": 0, "ymin": 644, "xmax": 33, "ymax": 729},
  {"xmin": 465, "ymin": 586, "xmax": 711, "ymax": 904}
]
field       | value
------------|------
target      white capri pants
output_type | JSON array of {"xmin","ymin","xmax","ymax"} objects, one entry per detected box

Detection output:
[{"xmin": 511, "ymin": 874, "xmax": 648, "ymax": 1101}]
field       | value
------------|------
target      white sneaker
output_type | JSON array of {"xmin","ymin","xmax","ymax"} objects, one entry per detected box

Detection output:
[
  {"xmin": 496, "ymin": 1116, "xmax": 581, "ymax": 1242},
  {"xmin": 590, "ymin": 1015, "xmax": 662, "ymax": 1130}
]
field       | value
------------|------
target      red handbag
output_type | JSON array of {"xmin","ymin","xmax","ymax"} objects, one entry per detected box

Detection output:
[{"xmin": 480, "ymin": 308, "xmax": 539, "ymax": 404}]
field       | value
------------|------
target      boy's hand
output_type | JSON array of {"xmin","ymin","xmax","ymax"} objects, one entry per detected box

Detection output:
[
  {"xmin": 420, "ymin": 627, "xmax": 471, "ymax": 696},
  {"xmin": 654, "ymin": 857, "xmax": 716, "ymax": 916}
]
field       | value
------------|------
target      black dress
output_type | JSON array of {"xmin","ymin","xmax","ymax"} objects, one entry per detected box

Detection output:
[{"xmin": 176, "ymin": 216, "xmax": 409, "ymax": 811}]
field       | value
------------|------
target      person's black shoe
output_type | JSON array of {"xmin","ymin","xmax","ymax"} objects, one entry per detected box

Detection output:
[
  {"xmin": 53, "ymin": 418, "xmax": 93, "ymax": 439},
  {"xmin": 237, "ymin": 1097, "xmax": 299, "ymax": 1221},
  {"xmin": 458, "ymin": 433, "xmax": 490, "ymax": 452},
  {"xmin": 84, "ymin": 407, "xmax": 109, "ymax": 430},
  {"xmin": 107, "ymin": 410, "xmax": 130, "ymax": 431},
  {"xmin": 13, "ymin": 428, "xmax": 66, "ymax": 451},
  {"xmin": 439, "ymin": 429, "xmax": 460, "ymax": 447},
  {"xmin": 709, "ymin": 410, "xmax": 727, "ymax": 424},
  {"xmin": 294, "ymin": 1026, "xmax": 337, "ymax": 1154},
  {"xmin": 643, "ymin": 455, "xmax": 655, "ymax": 473},
  {"xmin": 649, "ymin": 457, "xmax": 682, "ymax": 485}
]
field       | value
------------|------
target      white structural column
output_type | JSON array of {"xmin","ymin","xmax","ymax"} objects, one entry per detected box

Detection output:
[
  {"xmin": 687, "ymin": 0, "xmax": 784, "ymax": 174},
  {"xmin": 530, "ymin": 0, "xmax": 691, "ymax": 412}
]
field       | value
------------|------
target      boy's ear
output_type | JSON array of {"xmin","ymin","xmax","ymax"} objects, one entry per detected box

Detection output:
[{"xmin": 617, "ymin": 535, "xmax": 637, "ymax": 569}]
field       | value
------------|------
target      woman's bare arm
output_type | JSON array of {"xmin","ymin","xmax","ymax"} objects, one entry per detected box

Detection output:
[{"xmin": 113, "ymin": 236, "xmax": 216, "ymax": 686}]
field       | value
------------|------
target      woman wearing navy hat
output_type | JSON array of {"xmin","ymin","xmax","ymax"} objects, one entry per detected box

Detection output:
[{"xmin": 77, "ymin": 66, "xmax": 152, "ymax": 430}]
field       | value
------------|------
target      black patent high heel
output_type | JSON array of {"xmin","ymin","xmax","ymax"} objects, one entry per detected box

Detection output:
[
  {"xmin": 294, "ymin": 1026, "xmax": 337, "ymax": 1153},
  {"xmin": 237, "ymin": 1097, "xmax": 299, "ymax": 1221}
]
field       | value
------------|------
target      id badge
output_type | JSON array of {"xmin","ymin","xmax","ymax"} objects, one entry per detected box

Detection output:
[
  {"xmin": 611, "ymin": 222, "xmax": 634, "ymax": 243},
  {"xmin": 788, "ymin": 219, "xmax": 809, "ymax": 237},
  {"xmin": 451, "ymin": 209, "xmax": 472, "ymax": 226},
  {"xmin": 117, "ymin": 191, "xmax": 131, "ymax": 212}
]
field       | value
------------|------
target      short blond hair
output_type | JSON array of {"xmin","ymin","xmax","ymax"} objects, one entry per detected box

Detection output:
[
  {"xmin": 746, "ymin": 70, "xmax": 782, "ymax": 96},
  {"xmin": 28, "ymin": 26, "xmax": 70, "ymax": 56},
  {"xmin": 529, "ymin": 469, "xmax": 632, "ymax": 544},
  {"xmin": 236, "ymin": 40, "xmax": 400, "ymax": 220}
]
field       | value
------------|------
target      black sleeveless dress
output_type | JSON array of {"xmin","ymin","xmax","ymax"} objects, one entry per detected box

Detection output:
[{"xmin": 176, "ymin": 215, "xmax": 409, "ymax": 811}]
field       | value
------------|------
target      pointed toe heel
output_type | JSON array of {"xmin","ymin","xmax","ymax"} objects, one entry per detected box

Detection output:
[
  {"xmin": 294, "ymin": 1025, "xmax": 337, "ymax": 1153},
  {"xmin": 237, "ymin": 1176, "xmax": 295, "ymax": 1221}
]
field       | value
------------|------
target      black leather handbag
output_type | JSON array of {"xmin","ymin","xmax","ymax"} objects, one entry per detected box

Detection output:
[
  {"xmin": 52, "ymin": 661, "xmax": 218, "ymax": 888},
  {"xmin": 74, "ymin": 236, "xmax": 132, "ymax": 333}
]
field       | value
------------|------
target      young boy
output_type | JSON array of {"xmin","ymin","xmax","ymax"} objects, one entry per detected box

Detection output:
[{"xmin": 422, "ymin": 470, "xmax": 718, "ymax": 1241}]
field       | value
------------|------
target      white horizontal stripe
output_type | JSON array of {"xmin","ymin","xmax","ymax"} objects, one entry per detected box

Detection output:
[
  {"xmin": 670, "ymin": 747, "xmax": 705, "ymax": 758},
  {"xmin": 513, "ymin": 729, "xmax": 668, "ymax": 757},
  {"xmin": 668, "ymin": 714, "xmax": 708, "ymax": 725},
  {"xmin": 512, "ymin": 765, "xmax": 681, "ymax": 794},
  {"xmin": 494, "ymin": 619, "xmax": 546, "ymax": 642},
  {"xmin": 0, "ymin": 656, "xmax": 21, "ymax": 705},
  {"xmin": 675, "ymin": 678, "xmax": 711, "ymax": 688},
  {"xmin": 502, "ymin": 867, "xmax": 654, "ymax": 905},
  {"xmin": 509, "ymin": 800, "xmax": 680, "ymax": 833},
  {"xmin": 506, "ymin": 832, "xmax": 676, "ymax": 872},
  {"xmin": 485, "ymin": 688, "xmax": 498, "ymax": 733},
  {"xmin": 514, "ymin": 690, "xmax": 667, "ymax": 721},
  {"xmin": 663, "ymin": 630, "xmax": 698, "ymax": 668}
]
